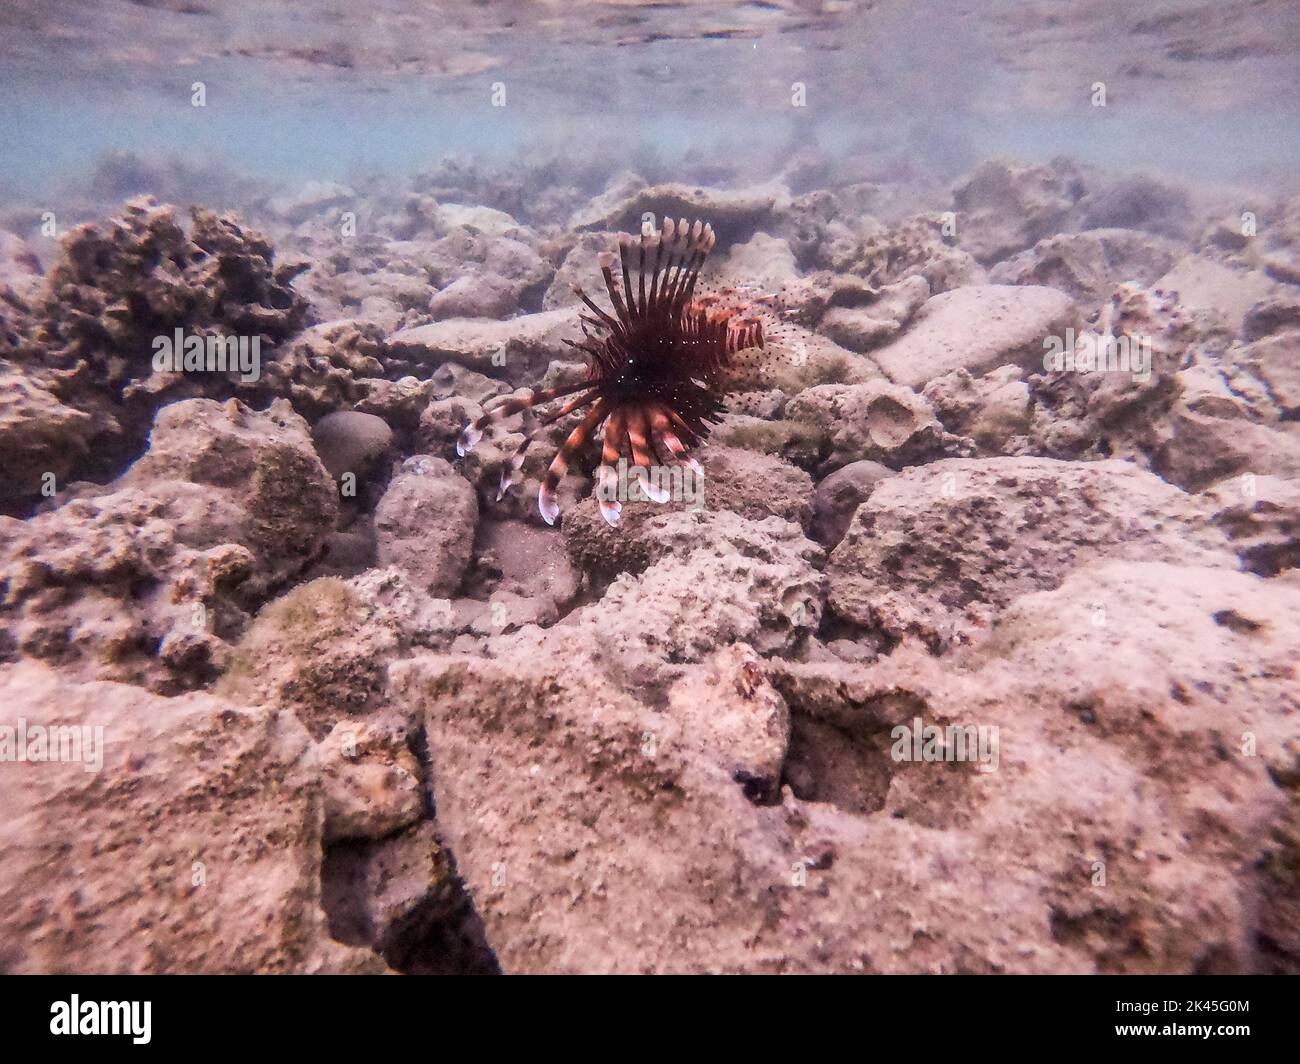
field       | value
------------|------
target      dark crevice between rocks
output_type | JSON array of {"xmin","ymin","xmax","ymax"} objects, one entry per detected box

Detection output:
[
  {"xmin": 1251, "ymin": 932, "xmax": 1298, "ymax": 975},
  {"xmin": 387, "ymin": 891, "xmax": 501, "ymax": 975},
  {"xmin": 407, "ymin": 722, "xmax": 439, "ymax": 821},
  {"xmin": 1212, "ymin": 608, "xmax": 1263, "ymax": 635},
  {"xmin": 3, "ymin": 420, "xmax": 147, "ymax": 521},
  {"xmin": 318, "ymin": 722, "xmax": 501, "ymax": 974},
  {"xmin": 734, "ymin": 768, "xmax": 783, "ymax": 806},
  {"xmin": 1048, "ymin": 906, "xmax": 1149, "ymax": 973},
  {"xmin": 321, "ymin": 831, "xmax": 501, "ymax": 976},
  {"xmin": 1251, "ymin": 814, "xmax": 1300, "ymax": 973},
  {"xmin": 782, "ymin": 713, "xmax": 895, "ymax": 814},
  {"xmin": 517, "ymin": 277, "xmax": 549, "ymax": 314},
  {"xmin": 814, "ymin": 604, "xmax": 898, "ymax": 660}
]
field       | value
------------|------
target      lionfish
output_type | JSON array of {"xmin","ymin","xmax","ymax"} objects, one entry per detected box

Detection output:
[{"xmin": 457, "ymin": 217, "xmax": 788, "ymax": 527}]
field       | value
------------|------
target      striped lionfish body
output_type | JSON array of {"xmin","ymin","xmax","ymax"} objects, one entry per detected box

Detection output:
[{"xmin": 457, "ymin": 218, "xmax": 775, "ymax": 527}]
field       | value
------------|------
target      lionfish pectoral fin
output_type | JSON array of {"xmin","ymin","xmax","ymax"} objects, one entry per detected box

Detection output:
[
  {"xmin": 456, "ymin": 423, "xmax": 483, "ymax": 456},
  {"xmin": 455, "ymin": 380, "xmax": 594, "ymax": 460},
  {"xmin": 595, "ymin": 463, "xmax": 622, "ymax": 526},
  {"xmin": 538, "ymin": 485, "xmax": 561, "ymax": 526},
  {"xmin": 537, "ymin": 398, "xmax": 608, "ymax": 525},
  {"xmin": 640, "ymin": 473, "xmax": 671, "ymax": 504}
]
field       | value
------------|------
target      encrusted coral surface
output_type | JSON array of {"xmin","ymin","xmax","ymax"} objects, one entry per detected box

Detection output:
[{"xmin": 3, "ymin": 153, "xmax": 1299, "ymax": 976}]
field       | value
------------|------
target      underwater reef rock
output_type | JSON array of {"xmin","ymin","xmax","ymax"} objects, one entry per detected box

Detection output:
[
  {"xmin": 283, "ymin": 211, "xmax": 550, "ymax": 331},
  {"xmin": 709, "ymin": 413, "xmax": 827, "ymax": 470},
  {"xmin": 803, "ymin": 212, "xmax": 986, "ymax": 294},
  {"xmin": 1202, "ymin": 475, "xmax": 1300, "ymax": 578},
  {"xmin": 542, "ymin": 231, "xmax": 621, "ymax": 311},
  {"xmin": 388, "ymin": 641, "xmax": 809, "ymax": 973},
  {"xmin": 249, "ymin": 319, "xmax": 387, "ymax": 421},
  {"xmin": 569, "ymin": 181, "xmax": 779, "ymax": 247},
  {"xmin": 408, "ymin": 155, "xmax": 529, "ymax": 219},
  {"xmin": 0, "ymin": 661, "xmax": 383, "ymax": 974},
  {"xmin": 0, "ymin": 231, "xmax": 44, "ymax": 303},
  {"xmin": 0, "ymin": 399, "xmax": 336, "ymax": 690},
  {"xmin": 665, "ymin": 643, "xmax": 792, "ymax": 804},
  {"xmin": 556, "ymin": 443, "xmax": 815, "ymax": 564},
  {"xmin": 690, "ymin": 445, "xmax": 814, "ymax": 530},
  {"xmin": 1196, "ymin": 190, "xmax": 1300, "ymax": 285},
  {"xmin": 799, "ymin": 561, "xmax": 1297, "ymax": 971},
  {"xmin": 450, "ymin": 232, "xmax": 551, "ymax": 313},
  {"xmin": 922, "ymin": 365, "xmax": 1033, "ymax": 456},
  {"xmin": 1024, "ymin": 284, "xmax": 1196, "ymax": 467},
  {"xmin": 354, "ymin": 373, "xmax": 443, "ymax": 436},
  {"xmin": 373, "ymin": 456, "xmax": 479, "ymax": 597},
  {"xmin": 321, "ymin": 820, "xmax": 463, "ymax": 968},
  {"xmin": 551, "ymin": 508, "xmax": 825, "ymax": 685},
  {"xmin": 1240, "ymin": 330, "xmax": 1300, "ymax": 417},
  {"xmin": 1026, "ymin": 281, "xmax": 1300, "ymax": 493},
  {"xmin": 785, "ymin": 378, "xmax": 973, "ymax": 473},
  {"xmin": 469, "ymin": 517, "xmax": 581, "ymax": 619},
  {"xmin": 1242, "ymin": 294, "xmax": 1300, "ymax": 343},
  {"xmin": 1078, "ymin": 173, "xmax": 1194, "ymax": 240},
  {"xmin": 318, "ymin": 715, "xmax": 426, "ymax": 843},
  {"xmin": 808, "ymin": 459, "xmax": 893, "ymax": 549},
  {"xmin": 265, "ymin": 179, "xmax": 357, "ymax": 225},
  {"xmin": 817, "ymin": 275, "xmax": 931, "ymax": 352},
  {"xmin": 0, "ymin": 365, "xmax": 98, "ymax": 509},
  {"xmin": 712, "ymin": 231, "xmax": 803, "ymax": 293},
  {"xmin": 418, "ymin": 393, "xmax": 493, "ymax": 459},
  {"xmin": 951, "ymin": 157, "xmax": 1087, "ymax": 264},
  {"xmin": 0, "ymin": 485, "xmax": 251, "ymax": 690},
  {"xmin": 562, "ymin": 448, "xmax": 814, "ymax": 583},
  {"xmin": 570, "ymin": 509, "xmax": 823, "ymax": 675},
  {"xmin": 869, "ymin": 284, "xmax": 1078, "ymax": 390},
  {"xmin": 310, "ymin": 409, "xmax": 395, "ymax": 483},
  {"xmin": 1149, "ymin": 379, "xmax": 1300, "ymax": 493},
  {"xmin": 826, "ymin": 456, "xmax": 1238, "ymax": 648},
  {"xmin": 28, "ymin": 197, "xmax": 310, "ymax": 484},
  {"xmin": 287, "ymin": 235, "xmax": 435, "ymax": 331},
  {"xmin": 119, "ymin": 398, "xmax": 338, "ymax": 598},
  {"xmin": 429, "ymin": 271, "xmax": 518, "ymax": 320},
  {"xmin": 1152, "ymin": 255, "xmax": 1279, "ymax": 337},
  {"xmin": 392, "ymin": 555, "xmax": 1299, "ymax": 973},
  {"xmin": 216, "ymin": 567, "xmax": 457, "ymax": 741},
  {"xmin": 988, "ymin": 228, "xmax": 1180, "ymax": 315},
  {"xmin": 388, "ymin": 309, "xmax": 580, "ymax": 384}
]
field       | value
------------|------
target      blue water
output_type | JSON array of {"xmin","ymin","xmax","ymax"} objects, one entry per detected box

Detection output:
[{"xmin": 2, "ymin": 1, "xmax": 1298, "ymax": 197}]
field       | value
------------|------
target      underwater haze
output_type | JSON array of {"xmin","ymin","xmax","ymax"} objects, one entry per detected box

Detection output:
[
  {"xmin": 2, "ymin": 0, "xmax": 1300, "ymax": 982},
  {"xmin": 3, "ymin": 0, "xmax": 1300, "ymax": 198}
]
